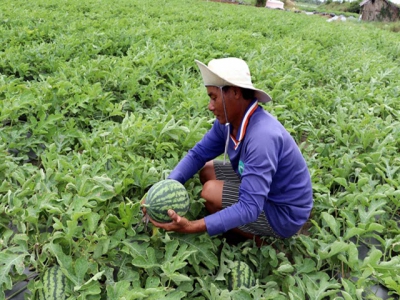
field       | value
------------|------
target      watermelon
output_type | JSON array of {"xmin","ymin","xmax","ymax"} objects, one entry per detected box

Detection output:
[
  {"xmin": 143, "ymin": 179, "xmax": 190, "ymax": 223},
  {"xmin": 228, "ymin": 261, "xmax": 256, "ymax": 290},
  {"xmin": 38, "ymin": 265, "xmax": 67, "ymax": 300}
]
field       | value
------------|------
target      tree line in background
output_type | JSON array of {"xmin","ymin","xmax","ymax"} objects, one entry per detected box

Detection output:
[{"xmin": 256, "ymin": 0, "xmax": 362, "ymax": 14}]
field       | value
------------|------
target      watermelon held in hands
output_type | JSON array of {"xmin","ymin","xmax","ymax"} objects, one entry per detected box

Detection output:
[
  {"xmin": 228, "ymin": 261, "xmax": 256, "ymax": 290},
  {"xmin": 142, "ymin": 179, "xmax": 190, "ymax": 223},
  {"xmin": 38, "ymin": 265, "xmax": 67, "ymax": 300}
]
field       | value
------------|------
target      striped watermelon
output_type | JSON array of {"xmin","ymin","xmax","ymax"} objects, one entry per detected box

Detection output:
[
  {"xmin": 228, "ymin": 261, "xmax": 256, "ymax": 290},
  {"xmin": 143, "ymin": 179, "xmax": 190, "ymax": 223},
  {"xmin": 38, "ymin": 265, "xmax": 67, "ymax": 300}
]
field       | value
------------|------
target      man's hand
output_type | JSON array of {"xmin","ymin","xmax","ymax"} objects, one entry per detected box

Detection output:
[
  {"xmin": 148, "ymin": 209, "xmax": 206, "ymax": 234},
  {"xmin": 140, "ymin": 196, "xmax": 147, "ymax": 214}
]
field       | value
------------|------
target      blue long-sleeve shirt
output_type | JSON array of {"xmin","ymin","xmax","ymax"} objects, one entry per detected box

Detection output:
[{"xmin": 168, "ymin": 100, "xmax": 313, "ymax": 238}]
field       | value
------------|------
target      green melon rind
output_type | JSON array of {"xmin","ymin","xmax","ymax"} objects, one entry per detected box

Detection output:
[
  {"xmin": 38, "ymin": 265, "xmax": 66, "ymax": 300},
  {"xmin": 145, "ymin": 179, "xmax": 190, "ymax": 223},
  {"xmin": 228, "ymin": 261, "xmax": 255, "ymax": 290}
]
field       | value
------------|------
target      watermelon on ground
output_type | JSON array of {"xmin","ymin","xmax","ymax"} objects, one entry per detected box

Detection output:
[
  {"xmin": 228, "ymin": 261, "xmax": 256, "ymax": 290},
  {"xmin": 38, "ymin": 265, "xmax": 67, "ymax": 300},
  {"xmin": 143, "ymin": 179, "xmax": 190, "ymax": 223}
]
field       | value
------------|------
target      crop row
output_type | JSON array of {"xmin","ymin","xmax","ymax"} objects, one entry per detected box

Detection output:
[{"xmin": 1, "ymin": 0, "xmax": 399, "ymax": 298}]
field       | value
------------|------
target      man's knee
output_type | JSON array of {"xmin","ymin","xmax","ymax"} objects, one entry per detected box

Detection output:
[
  {"xmin": 199, "ymin": 160, "xmax": 216, "ymax": 184},
  {"xmin": 200, "ymin": 180, "xmax": 211, "ymax": 200},
  {"xmin": 201, "ymin": 180, "xmax": 223, "ymax": 212}
]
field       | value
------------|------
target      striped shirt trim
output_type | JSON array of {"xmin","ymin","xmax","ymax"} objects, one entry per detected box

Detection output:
[{"xmin": 230, "ymin": 100, "xmax": 258, "ymax": 150}]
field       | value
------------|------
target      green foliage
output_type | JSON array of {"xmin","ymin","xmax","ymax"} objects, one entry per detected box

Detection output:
[
  {"xmin": 348, "ymin": 0, "xmax": 362, "ymax": 14},
  {"xmin": 255, "ymin": 0, "xmax": 267, "ymax": 7},
  {"xmin": 0, "ymin": 0, "xmax": 399, "ymax": 298},
  {"xmin": 311, "ymin": 2, "xmax": 359, "ymax": 17}
]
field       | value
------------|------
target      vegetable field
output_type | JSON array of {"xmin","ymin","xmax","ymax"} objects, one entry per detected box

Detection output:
[{"xmin": 1, "ymin": 0, "xmax": 399, "ymax": 299}]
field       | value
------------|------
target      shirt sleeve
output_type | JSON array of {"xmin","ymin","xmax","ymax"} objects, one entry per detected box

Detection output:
[
  {"xmin": 168, "ymin": 120, "xmax": 226, "ymax": 184},
  {"xmin": 204, "ymin": 123, "xmax": 281, "ymax": 236}
]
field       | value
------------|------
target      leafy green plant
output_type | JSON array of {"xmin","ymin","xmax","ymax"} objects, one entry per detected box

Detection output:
[{"xmin": 0, "ymin": 0, "xmax": 399, "ymax": 298}]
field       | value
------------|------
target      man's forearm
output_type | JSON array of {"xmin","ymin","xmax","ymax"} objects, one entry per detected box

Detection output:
[{"xmin": 186, "ymin": 219, "xmax": 207, "ymax": 234}]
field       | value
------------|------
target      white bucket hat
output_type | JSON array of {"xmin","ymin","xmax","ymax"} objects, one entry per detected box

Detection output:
[{"xmin": 195, "ymin": 57, "xmax": 272, "ymax": 103}]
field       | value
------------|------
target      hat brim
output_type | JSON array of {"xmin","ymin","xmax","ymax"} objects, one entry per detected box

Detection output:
[{"xmin": 195, "ymin": 60, "xmax": 272, "ymax": 103}]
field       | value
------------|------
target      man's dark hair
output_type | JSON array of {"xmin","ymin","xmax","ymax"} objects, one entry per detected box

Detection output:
[
  {"xmin": 222, "ymin": 86, "xmax": 255, "ymax": 101},
  {"xmin": 241, "ymin": 88, "xmax": 255, "ymax": 100}
]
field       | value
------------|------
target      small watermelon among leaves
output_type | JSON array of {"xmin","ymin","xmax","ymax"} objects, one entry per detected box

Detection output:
[
  {"xmin": 38, "ymin": 265, "xmax": 67, "ymax": 300},
  {"xmin": 143, "ymin": 179, "xmax": 190, "ymax": 223},
  {"xmin": 228, "ymin": 261, "xmax": 256, "ymax": 290}
]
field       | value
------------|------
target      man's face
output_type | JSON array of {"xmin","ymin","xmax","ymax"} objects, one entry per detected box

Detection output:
[{"xmin": 206, "ymin": 86, "xmax": 234, "ymax": 124}]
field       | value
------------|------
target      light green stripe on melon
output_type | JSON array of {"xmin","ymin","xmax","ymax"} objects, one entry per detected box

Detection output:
[
  {"xmin": 47, "ymin": 267, "xmax": 52, "ymax": 297},
  {"xmin": 228, "ymin": 261, "xmax": 255, "ymax": 290},
  {"xmin": 39, "ymin": 266, "xmax": 66, "ymax": 300},
  {"xmin": 146, "ymin": 179, "xmax": 189, "ymax": 223},
  {"xmin": 55, "ymin": 266, "xmax": 65, "ymax": 299},
  {"xmin": 52, "ymin": 266, "xmax": 59, "ymax": 299},
  {"xmin": 38, "ymin": 289, "xmax": 45, "ymax": 300},
  {"xmin": 147, "ymin": 180, "xmax": 186, "ymax": 201},
  {"xmin": 153, "ymin": 189, "xmax": 187, "ymax": 199},
  {"xmin": 38, "ymin": 267, "xmax": 49, "ymax": 300},
  {"xmin": 239, "ymin": 262, "xmax": 244, "ymax": 287},
  {"xmin": 149, "ymin": 193, "xmax": 188, "ymax": 205}
]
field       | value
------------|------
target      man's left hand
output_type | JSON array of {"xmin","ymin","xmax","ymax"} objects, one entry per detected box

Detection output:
[{"xmin": 148, "ymin": 209, "xmax": 206, "ymax": 234}]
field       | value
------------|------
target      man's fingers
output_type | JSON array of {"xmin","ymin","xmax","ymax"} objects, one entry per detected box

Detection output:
[
  {"xmin": 148, "ymin": 210, "xmax": 180, "ymax": 226},
  {"xmin": 168, "ymin": 209, "xmax": 181, "ymax": 223},
  {"xmin": 140, "ymin": 197, "xmax": 147, "ymax": 214}
]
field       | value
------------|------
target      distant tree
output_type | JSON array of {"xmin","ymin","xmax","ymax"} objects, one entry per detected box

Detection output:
[
  {"xmin": 256, "ymin": 0, "xmax": 266, "ymax": 6},
  {"xmin": 347, "ymin": 0, "xmax": 362, "ymax": 13}
]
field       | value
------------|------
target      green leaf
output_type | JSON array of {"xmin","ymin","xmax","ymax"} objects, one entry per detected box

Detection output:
[
  {"xmin": 215, "ymin": 247, "xmax": 230, "ymax": 281},
  {"xmin": 380, "ymin": 274, "xmax": 400, "ymax": 294},
  {"xmin": 44, "ymin": 243, "xmax": 74, "ymax": 279},
  {"xmin": 93, "ymin": 237, "xmax": 110, "ymax": 259},
  {"xmin": 74, "ymin": 270, "xmax": 104, "ymax": 293},
  {"xmin": 118, "ymin": 201, "xmax": 141, "ymax": 228},
  {"xmin": 276, "ymin": 263, "xmax": 294, "ymax": 274},
  {"xmin": 83, "ymin": 212, "xmax": 101, "ymax": 234},
  {"xmin": 361, "ymin": 248, "xmax": 383, "ymax": 268},
  {"xmin": 0, "ymin": 250, "xmax": 28, "ymax": 290},
  {"xmin": 358, "ymin": 199, "xmax": 386, "ymax": 224},
  {"xmin": 347, "ymin": 242, "xmax": 360, "ymax": 269},
  {"xmin": 73, "ymin": 257, "xmax": 90, "ymax": 288},
  {"xmin": 318, "ymin": 240, "xmax": 349, "ymax": 260},
  {"xmin": 365, "ymin": 222, "xmax": 385, "ymax": 233},
  {"xmin": 164, "ymin": 272, "xmax": 192, "ymax": 284},
  {"xmin": 172, "ymin": 233, "xmax": 219, "ymax": 275},
  {"xmin": 162, "ymin": 240, "xmax": 196, "ymax": 274},
  {"xmin": 131, "ymin": 247, "xmax": 160, "ymax": 269},
  {"xmin": 321, "ymin": 212, "xmax": 340, "ymax": 238},
  {"xmin": 343, "ymin": 227, "xmax": 365, "ymax": 240},
  {"xmin": 333, "ymin": 177, "xmax": 347, "ymax": 188},
  {"xmin": 106, "ymin": 280, "xmax": 141, "ymax": 299},
  {"xmin": 121, "ymin": 240, "xmax": 150, "ymax": 257},
  {"xmin": 294, "ymin": 258, "xmax": 316, "ymax": 274},
  {"xmin": 145, "ymin": 276, "xmax": 160, "ymax": 289},
  {"xmin": 109, "ymin": 228, "xmax": 126, "ymax": 249},
  {"xmin": 303, "ymin": 272, "xmax": 341, "ymax": 299}
]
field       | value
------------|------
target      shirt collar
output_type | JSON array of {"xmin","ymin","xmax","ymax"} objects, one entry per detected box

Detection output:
[{"xmin": 230, "ymin": 99, "xmax": 259, "ymax": 150}]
